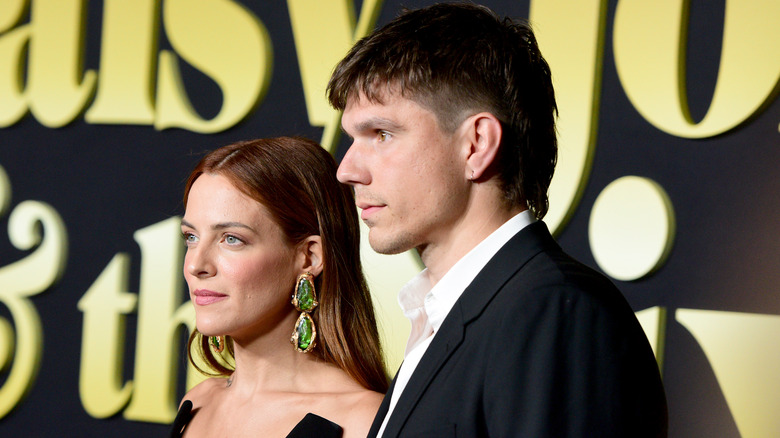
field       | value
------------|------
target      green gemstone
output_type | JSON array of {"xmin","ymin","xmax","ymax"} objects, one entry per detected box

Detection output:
[
  {"xmin": 296, "ymin": 315, "xmax": 313, "ymax": 350},
  {"xmin": 296, "ymin": 278, "xmax": 316, "ymax": 311}
]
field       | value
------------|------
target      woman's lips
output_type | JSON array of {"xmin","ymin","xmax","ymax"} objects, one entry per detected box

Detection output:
[{"xmin": 193, "ymin": 289, "xmax": 228, "ymax": 306}]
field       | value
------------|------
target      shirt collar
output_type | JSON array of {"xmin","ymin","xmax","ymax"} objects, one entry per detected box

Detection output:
[{"xmin": 398, "ymin": 211, "xmax": 536, "ymax": 346}]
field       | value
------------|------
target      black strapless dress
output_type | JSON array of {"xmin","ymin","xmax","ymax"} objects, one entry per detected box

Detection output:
[{"xmin": 169, "ymin": 400, "xmax": 343, "ymax": 437}]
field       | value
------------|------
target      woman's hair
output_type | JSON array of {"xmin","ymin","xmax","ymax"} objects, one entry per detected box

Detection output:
[{"xmin": 183, "ymin": 136, "xmax": 388, "ymax": 393}]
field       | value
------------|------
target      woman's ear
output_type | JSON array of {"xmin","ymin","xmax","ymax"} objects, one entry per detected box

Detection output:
[
  {"xmin": 298, "ymin": 235, "xmax": 324, "ymax": 277},
  {"xmin": 463, "ymin": 112, "xmax": 503, "ymax": 181}
]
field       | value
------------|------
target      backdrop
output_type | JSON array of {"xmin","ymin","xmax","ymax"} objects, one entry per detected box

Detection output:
[{"xmin": 0, "ymin": 0, "xmax": 778, "ymax": 436}]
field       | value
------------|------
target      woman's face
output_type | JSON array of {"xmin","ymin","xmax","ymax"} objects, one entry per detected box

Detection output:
[{"xmin": 181, "ymin": 173, "xmax": 300, "ymax": 342}]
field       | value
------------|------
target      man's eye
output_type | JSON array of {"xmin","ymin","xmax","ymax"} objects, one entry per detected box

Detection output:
[{"xmin": 378, "ymin": 131, "xmax": 391, "ymax": 142}]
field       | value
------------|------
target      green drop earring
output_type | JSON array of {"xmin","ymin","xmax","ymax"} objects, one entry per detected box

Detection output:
[{"xmin": 290, "ymin": 272, "xmax": 318, "ymax": 353}]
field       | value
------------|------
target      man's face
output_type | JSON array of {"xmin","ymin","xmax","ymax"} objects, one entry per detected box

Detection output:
[{"xmin": 337, "ymin": 92, "xmax": 470, "ymax": 255}]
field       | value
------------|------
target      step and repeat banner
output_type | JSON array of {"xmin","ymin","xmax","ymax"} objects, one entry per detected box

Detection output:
[{"xmin": 0, "ymin": 1, "xmax": 778, "ymax": 436}]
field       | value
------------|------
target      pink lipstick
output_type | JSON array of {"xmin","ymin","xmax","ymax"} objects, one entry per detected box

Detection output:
[{"xmin": 193, "ymin": 289, "xmax": 228, "ymax": 306}]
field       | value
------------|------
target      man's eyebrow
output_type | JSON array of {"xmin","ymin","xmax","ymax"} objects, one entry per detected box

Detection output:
[{"xmin": 350, "ymin": 116, "xmax": 404, "ymax": 134}]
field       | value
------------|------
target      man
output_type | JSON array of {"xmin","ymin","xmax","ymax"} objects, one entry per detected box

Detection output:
[{"xmin": 328, "ymin": 3, "xmax": 667, "ymax": 437}]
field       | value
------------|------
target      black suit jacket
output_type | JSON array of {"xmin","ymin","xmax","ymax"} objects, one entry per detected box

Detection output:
[{"xmin": 369, "ymin": 221, "xmax": 667, "ymax": 437}]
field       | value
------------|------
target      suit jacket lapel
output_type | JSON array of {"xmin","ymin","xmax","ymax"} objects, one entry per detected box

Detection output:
[
  {"xmin": 367, "ymin": 368, "xmax": 400, "ymax": 438},
  {"xmin": 379, "ymin": 221, "xmax": 557, "ymax": 437},
  {"xmin": 380, "ymin": 310, "xmax": 465, "ymax": 437},
  {"xmin": 457, "ymin": 221, "xmax": 556, "ymax": 323}
]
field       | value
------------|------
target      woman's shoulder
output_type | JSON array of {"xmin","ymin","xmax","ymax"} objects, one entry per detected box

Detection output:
[
  {"xmin": 318, "ymin": 388, "xmax": 383, "ymax": 438},
  {"xmin": 181, "ymin": 376, "xmax": 230, "ymax": 408},
  {"xmin": 171, "ymin": 377, "xmax": 232, "ymax": 437},
  {"xmin": 349, "ymin": 387, "xmax": 384, "ymax": 412}
]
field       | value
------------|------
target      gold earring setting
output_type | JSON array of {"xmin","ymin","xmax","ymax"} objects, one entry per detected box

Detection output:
[
  {"xmin": 290, "ymin": 272, "xmax": 318, "ymax": 353},
  {"xmin": 209, "ymin": 335, "xmax": 225, "ymax": 353}
]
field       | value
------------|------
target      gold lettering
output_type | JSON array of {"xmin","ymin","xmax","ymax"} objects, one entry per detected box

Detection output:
[
  {"xmin": 154, "ymin": 0, "xmax": 271, "ymax": 133},
  {"xmin": 0, "ymin": 165, "xmax": 68, "ymax": 418},
  {"xmin": 677, "ymin": 309, "xmax": 780, "ymax": 437},
  {"xmin": 0, "ymin": 0, "xmax": 29, "ymax": 126},
  {"xmin": 77, "ymin": 254, "xmax": 137, "ymax": 418},
  {"xmin": 613, "ymin": 0, "xmax": 780, "ymax": 137},
  {"xmin": 78, "ymin": 217, "xmax": 199, "ymax": 423},
  {"xmin": 84, "ymin": 0, "xmax": 160, "ymax": 125},
  {"xmin": 287, "ymin": 0, "xmax": 385, "ymax": 152},
  {"xmin": 26, "ymin": 0, "xmax": 97, "ymax": 127},
  {"xmin": 286, "ymin": 0, "xmax": 384, "ymax": 152},
  {"xmin": 123, "ymin": 217, "xmax": 193, "ymax": 423},
  {"xmin": 635, "ymin": 306, "xmax": 667, "ymax": 370},
  {"xmin": 530, "ymin": 0, "xmax": 608, "ymax": 234}
]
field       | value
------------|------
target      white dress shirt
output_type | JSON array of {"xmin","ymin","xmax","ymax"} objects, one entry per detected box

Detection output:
[{"xmin": 376, "ymin": 210, "xmax": 535, "ymax": 437}]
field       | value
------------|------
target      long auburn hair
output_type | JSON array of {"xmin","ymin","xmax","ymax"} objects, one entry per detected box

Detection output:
[{"xmin": 183, "ymin": 137, "xmax": 388, "ymax": 393}]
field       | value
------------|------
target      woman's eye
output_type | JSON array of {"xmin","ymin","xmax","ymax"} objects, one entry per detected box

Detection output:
[
  {"xmin": 182, "ymin": 232, "xmax": 197, "ymax": 244},
  {"xmin": 225, "ymin": 235, "xmax": 241, "ymax": 245}
]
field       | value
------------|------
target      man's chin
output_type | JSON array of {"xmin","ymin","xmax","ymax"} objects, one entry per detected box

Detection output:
[{"xmin": 368, "ymin": 231, "xmax": 414, "ymax": 255}]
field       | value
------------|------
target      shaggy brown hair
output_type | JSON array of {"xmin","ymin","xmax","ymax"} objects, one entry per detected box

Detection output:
[{"xmin": 328, "ymin": 3, "xmax": 558, "ymax": 219}]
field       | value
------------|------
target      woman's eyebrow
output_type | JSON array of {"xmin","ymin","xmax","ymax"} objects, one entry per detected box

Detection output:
[
  {"xmin": 211, "ymin": 222, "xmax": 255, "ymax": 232},
  {"xmin": 180, "ymin": 219, "xmax": 256, "ymax": 233}
]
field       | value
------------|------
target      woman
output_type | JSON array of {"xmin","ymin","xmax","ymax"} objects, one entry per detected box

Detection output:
[{"xmin": 171, "ymin": 137, "xmax": 388, "ymax": 437}]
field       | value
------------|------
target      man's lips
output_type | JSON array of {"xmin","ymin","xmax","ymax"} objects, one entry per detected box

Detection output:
[
  {"xmin": 192, "ymin": 289, "xmax": 228, "ymax": 306},
  {"xmin": 356, "ymin": 201, "xmax": 385, "ymax": 220},
  {"xmin": 358, "ymin": 204, "xmax": 385, "ymax": 220}
]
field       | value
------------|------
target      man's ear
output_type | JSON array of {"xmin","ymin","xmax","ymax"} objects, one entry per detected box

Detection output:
[
  {"xmin": 462, "ymin": 112, "xmax": 503, "ymax": 181},
  {"xmin": 298, "ymin": 235, "xmax": 323, "ymax": 277}
]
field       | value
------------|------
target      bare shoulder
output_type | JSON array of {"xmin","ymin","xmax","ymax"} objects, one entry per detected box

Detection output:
[
  {"xmin": 332, "ymin": 389, "xmax": 384, "ymax": 438},
  {"xmin": 174, "ymin": 377, "xmax": 232, "ymax": 438},
  {"xmin": 180, "ymin": 376, "xmax": 228, "ymax": 409}
]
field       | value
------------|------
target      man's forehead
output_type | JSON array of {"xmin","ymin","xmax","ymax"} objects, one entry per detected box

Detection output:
[
  {"xmin": 346, "ymin": 87, "xmax": 391, "ymax": 108},
  {"xmin": 344, "ymin": 92, "xmax": 391, "ymax": 116},
  {"xmin": 342, "ymin": 92, "xmax": 425, "ymax": 129}
]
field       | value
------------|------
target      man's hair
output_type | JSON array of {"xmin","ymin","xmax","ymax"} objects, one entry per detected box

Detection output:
[{"xmin": 328, "ymin": 2, "xmax": 558, "ymax": 219}]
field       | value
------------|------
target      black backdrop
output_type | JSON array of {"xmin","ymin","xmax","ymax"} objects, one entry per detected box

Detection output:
[{"xmin": 0, "ymin": 1, "xmax": 778, "ymax": 437}]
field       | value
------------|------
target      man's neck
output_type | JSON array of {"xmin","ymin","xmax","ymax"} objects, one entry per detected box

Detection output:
[{"xmin": 418, "ymin": 204, "xmax": 525, "ymax": 286}]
